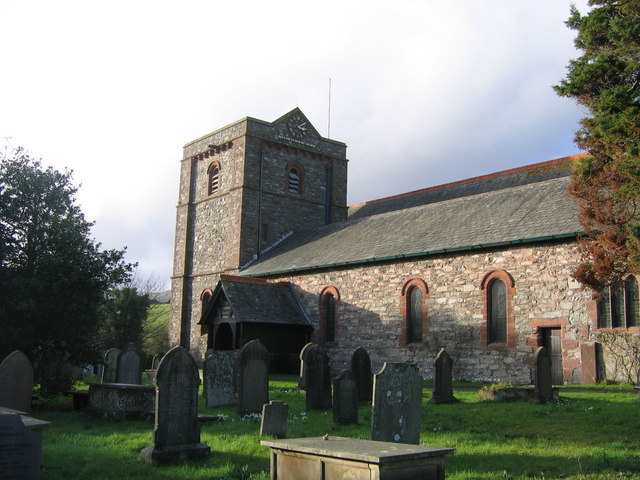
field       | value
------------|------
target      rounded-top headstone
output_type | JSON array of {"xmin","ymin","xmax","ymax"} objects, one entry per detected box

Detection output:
[
  {"xmin": 0, "ymin": 350, "xmax": 34, "ymax": 413},
  {"xmin": 237, "ymin": 339, "xmax": 269, "ymax": 414},
  {"xmin": 350, "ymin": 347, "xmax": 372, "ymax": 403}
]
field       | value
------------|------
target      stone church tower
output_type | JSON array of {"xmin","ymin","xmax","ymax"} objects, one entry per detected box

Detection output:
[{"xmin": 169, "ymin": 109, "xmax": 348, "ymax": 359}]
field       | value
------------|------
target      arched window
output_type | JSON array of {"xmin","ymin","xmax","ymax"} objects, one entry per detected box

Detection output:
[
  {"xmin": 598, "ymin": 275, "xmax": 640, "ymax": 328},
  {"xmin": 286, "ymin": 164, "xmax": 303, "ymax": 194},
  {"xmin": 480, "ymin": 270, "xmax": 516, "ymax": 347},
  {"xmin": 400, "ymin": 278, "xmax": 428, "ymax": 346},
  {"xmin": 488, "ymin": 280, "xmax": 507, "ymax": 343},
  {"xmin": 199, "ymin": 289, "xmax": 213, "ymax": 336},
  {"xmin": 319, "ymin": 286, "xmax": 340, "ymax": 344},
  {"xmin": 208, "ymin": 161, "xmax": 220, "ymax": 195}
]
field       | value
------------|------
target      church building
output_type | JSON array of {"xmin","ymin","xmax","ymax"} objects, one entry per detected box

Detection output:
[{"xmin": 169, "ymin": 108, "xmax": 639, "ymax": 384}]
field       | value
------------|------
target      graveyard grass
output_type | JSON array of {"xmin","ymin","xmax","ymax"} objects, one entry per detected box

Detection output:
[{"xmin": 35, "ymin": 376, "xmax": 639, "ymax": 480}]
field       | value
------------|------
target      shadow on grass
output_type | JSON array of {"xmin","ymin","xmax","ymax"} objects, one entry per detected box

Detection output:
[{"xmin": 447, "ymin": 450, "xmax": 640, "ymax": 478}]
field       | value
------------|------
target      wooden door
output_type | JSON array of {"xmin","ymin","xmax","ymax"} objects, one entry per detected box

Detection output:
[{"xmin": 542, "ymin": 328, "xmax": 563, "ymax": 385}]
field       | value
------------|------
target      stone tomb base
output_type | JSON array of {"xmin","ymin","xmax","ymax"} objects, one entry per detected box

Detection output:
[
  {"xmin": 261, "ymin": 437, "xmax": 455, "ymax": 480},
  {"xmin": 88, "ymin": 383, "xmax": 154, "ymax": 419},
  {"xmin": 140, "ymin": 443, "xmax": 211, "ymax": 466}
]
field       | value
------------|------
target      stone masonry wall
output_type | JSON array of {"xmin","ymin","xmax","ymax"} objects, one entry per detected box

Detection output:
[{"xmin": 260, "ymin": 241, "xmax": 594, "ymax": 384}]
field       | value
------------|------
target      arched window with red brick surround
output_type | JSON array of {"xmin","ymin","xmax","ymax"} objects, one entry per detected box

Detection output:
[
  {"xmin": 400, "ymin": 278, "xmax": 429, "ymax": 346},
  {"xmin": 199, "ymin": 288, "xmax": 213, "ymax": 336},
  {"xmin": 480, "ymin": 270, "xmax": 516, "ymax": 347},
  {"xmin": 207, "ymin": 161, "xmax": 221, "ymax": 195},
  {"xmin": 319, "ymin": 286, "xmax": 339, "ymax": 344}
]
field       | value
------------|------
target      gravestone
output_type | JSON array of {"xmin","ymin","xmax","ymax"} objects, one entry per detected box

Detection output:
[
  {"xmin": 298, "ymin": 343, "xmax": 315, "ymax": 389},
  {"xmin": 429, "ymin": 348, "xmax": 459, "ymax": 404},
  {"xmin": 534, "ymin": 346, "xmax": 554, "ymax": 403},
  {"xmin": 260, "ymin": 400, "xmax": 288, "ymax": 438},
  {"xmin": 0, "ymin": 414, "xmax": 43, "ymax": 479},
  {"xmin": 371, "ymin": 362, "xmax": 422, "ymax": 445},
  {"xmin": 140, "ymin": 346, "xmax": 210, "ymax": 465},
  {"xmin": 237, "ymin": 340, "xmax": 269, "ymax": 414},
  {"xmin": 117, "ymin": 344, "xmax": 142, "ymax": 385},
  {"xmin": 0, "ymin": 351, "xmax": 34, "ymax": 414},
  {"xmin": 203, "ymin": 351, "xmax": 238, "ymax": 407},
  {"xmin": 305, "ymin": 344, "xmax": 332, "ymax": 410},
  {"xmin": 350, "ymin": 347, "xmax": 372, "ymax": 403},
  {"xmin": 333, "ymin": 370, "xmax": 358, "ymax": 425},
  {"xmin": 101, "ymin": 348, "xmax": 121, "ymax": 383}
]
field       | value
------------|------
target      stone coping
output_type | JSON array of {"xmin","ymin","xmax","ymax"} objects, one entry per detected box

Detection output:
[
  {"xmin": 0, "ymin": 407, "xmax": 51, "ymax": 431},
  {"xmin": 261, "ymin": 437, "xmax": 455, "ymax": 464},
  {"xmin": 88, "ymin": 382, "xmax": 154, "ymax": 391}
]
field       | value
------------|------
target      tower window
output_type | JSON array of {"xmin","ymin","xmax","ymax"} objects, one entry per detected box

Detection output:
[
  {"xmin": 286, "ymin": 164, "xmax": 303, "ymax": 194},
  {"xmin": 208, "ymin": 162, "xmax": 220, "ymax": 195}
]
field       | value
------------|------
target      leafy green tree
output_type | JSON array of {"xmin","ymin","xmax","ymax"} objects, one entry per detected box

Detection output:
[
  {"xmin": 554, "ymin": 1, "xmax": 640, "ymax": 289},
  {"xmin": 99, "ymin": 286, "xmax": 149, "ymax": 351},
  {"xmin": 0, "ymin": 146, "xmax": 134, "ymax": 393}
]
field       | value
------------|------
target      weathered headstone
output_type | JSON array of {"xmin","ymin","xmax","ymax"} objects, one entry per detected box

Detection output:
[
  {"xmin": 203, "ymin": 351, "xmax": 238, "ymax": 407},
  {"xmin": 101, "ymin": 348, "xmax": 121, "ymax": 383},
  {"xmin": 260, "ymin": 400, "xmax": 288, "ymax": 438},
  {"xmin": 298, "ymin": 342, "xmax": 315, "ymax": 389},
  {"xmin": 237, "ymin": 340, "xmax": 269, "ymax": 414},
  {"xmin": 333, "ymin": 370, "xmax": 358, "ymax": 425},
  {"xmin": 534, "ymin": 346, "xmax": 554, "ymax": 403},
  {"xmin": 0, "ymin": 414, "xmax": 44, "ymax": 479},
  {"xmin": 371, "ymin": 362, "xmax": 422, "ymax": 445},
  {"xmin": 0, "ymin": 351, "xmax": 34, "ymax": 414},
  {"xmin": 140, "ymin": 346, "xmax": 210, "ymax": 465},
  {"xmin": 305, "ymin": 344, "xmax": 332, "ymax": 410},
  {"xmin": 429, "ymin": 348, "xmax": 459, "ymax": 404},
  {"xmin": 116, "ymin": 344, "xmax": 142, "ymax": 385},
  {"xmin": 350, "ymin": 347, "xmax": 372, "ymax": 403}
]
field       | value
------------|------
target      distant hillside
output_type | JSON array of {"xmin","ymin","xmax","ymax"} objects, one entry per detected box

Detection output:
[{"xmin": 150, "ymin": 290, "xmax": 170, "ymax": 304}]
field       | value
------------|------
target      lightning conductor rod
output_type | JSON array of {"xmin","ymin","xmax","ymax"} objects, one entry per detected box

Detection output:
[{"xmin": 327, "ymin": 78, "xmax": 332, "ymax": 139}]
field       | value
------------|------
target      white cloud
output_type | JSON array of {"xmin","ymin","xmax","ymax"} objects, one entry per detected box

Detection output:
[{"xmin": 0, "ymin": 0, "xmax": 590, "ymax": 288}]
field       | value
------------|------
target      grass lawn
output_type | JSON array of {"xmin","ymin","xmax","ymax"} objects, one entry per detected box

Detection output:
[{"xmin": 34, "ymin": 375, "xmax": 639, "ymax": 480}]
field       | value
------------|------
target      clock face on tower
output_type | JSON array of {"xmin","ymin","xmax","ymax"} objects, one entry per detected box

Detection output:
[{"xmin": 287, "ymin": 113, "xmax": 310, "ymax": 139}]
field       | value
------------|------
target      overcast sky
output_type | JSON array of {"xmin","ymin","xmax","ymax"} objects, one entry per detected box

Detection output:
[{"xmin": 0, "ymin": 0, "xmax": 590, "ymax": 289}]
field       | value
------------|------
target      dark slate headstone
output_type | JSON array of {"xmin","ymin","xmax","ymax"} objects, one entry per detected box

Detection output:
[
  {"xmin": 305, "ymin": 345, "xmax": 332, "ymax": 410},
  {"xmin": 0, "ymin": 414, "xmax": 43, "ymax": 479},
  {"xmin": 534, "ymin": 346, "xmax": 554, "ymax": 404},
  {"xmin": 101, "ymin": 348, "xmax": 121, "ymax": 384},
  {"xmin": 298, "ymin": 343, "xmax": 315, "ymax": 390},
  {"xmin": 350, "ymin": 347, "xmax": 372, "ymax": 403},
  {"xmin": 371, "ymin": 363, "xmax": 422, "ymax": 445},
  {"xmin": 116, "ymin": 344, "xmax": 142, "ymax": 385},
  {"xmin": 260, "ymin": 401, "xmax": 288, "ymax": 438},
  {"xmin": 0, "ymin": 351, "xmax": 34, "ymax": 414},
  {"xmin": 429, "ymin": 348, "xmax": 459, "ymax": 404},
  {"xmin": 140, "ymin": 346, "xmax": 210, "ymax": 465},
  {"xmin": 237, "ymin": 340, "xmax": 269, "ymax": 415},
  {"xmin": 203, "ymin": 351, "xmax": 238, "ymax": 408},
  {"xmin": 333, "ymin": 370, "xmax": 358, "ymax": 425}
]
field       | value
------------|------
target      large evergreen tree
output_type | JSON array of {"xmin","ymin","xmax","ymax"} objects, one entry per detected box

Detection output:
[
  {"xmin": 554, "ymin": 1, "xmax": 640, "ymax": 290},
  {"xmin": 0, "ymin": 146, "xmax": 134, "ymax": 393}
]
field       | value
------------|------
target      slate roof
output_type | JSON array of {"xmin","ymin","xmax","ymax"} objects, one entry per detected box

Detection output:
[
  {"xmin": 349, "ymin": 157, "xmax": 575, "ymax": 219},
  {"xmin": 208, "ymin": 277, "xmax": 312, "ymax": 328},
  {"xmin": 240, "ymin": 160, "xmax": 583, "ymax": 277}
]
